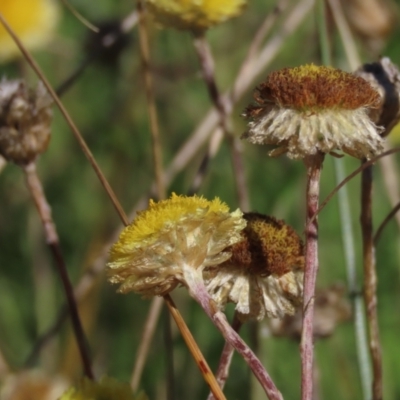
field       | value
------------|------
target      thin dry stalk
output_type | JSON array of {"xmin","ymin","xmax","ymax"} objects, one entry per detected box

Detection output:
[
  {"xmin": 23, "ymin": 162, "xmax": 93, "ymax": 379},
  {"xmin": 374, "ymin": 200, "xmax": 400, "ymax": 244},
  {"xmin": 130, "ymin": 296, "xmax": 164, "ymax": 392},
  {"xmin": 206, "ymin": 313, "xmax": 242, "ymax": 400},
  {"xmin": 165, "ymin": 0, "xmax": 314, "ymax": 187},
  {"xmin": 192, "ymin": 34, "xmax": 249, "ymax": 210},
  {"xmin": 360, "ymin": 163, "xmax": 383, "ymax": 400},
  {"xmin": 163, "ymin": 295, "xmax": 227, "ymax": 400},
  {"xmin": 0, "ymin": 12, "xmax": 130, "ymax": 226},
  {"xmin": 301, "ymin": 152, "xmax": 324, "ymax": 400},
  {"xmin": 137, "ymin": 0, "xmax": 165, "ymax": 200},
  {"xmin": 326, "ymin": 0, "xmax": 360, "ymax": 70}
]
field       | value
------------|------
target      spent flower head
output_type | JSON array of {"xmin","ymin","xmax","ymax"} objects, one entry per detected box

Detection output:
[
  {"xmin": 107, "ymin": 193, "xmax": 246, "ymax": 297},
  {"xmin": 242, "ymin": 64, "xmax": 385, "ymax": 160},
  {"xmin": 0, "ymin": 0, "xmax": 60, "ymax": 62},
  {"xmin": 145, "ymin": 0, "xmax": 247, "ymax": 33},
  {"xmin": 0, "ymin": 79, "xmax": 53, "ymax": 165},
  {"xmin": 204, "ymin": 212, "xmax": 304, "ymax": 321},
  {"xmin": 58, "ymin": 376, "xmax": 146, "ymax": 400}
]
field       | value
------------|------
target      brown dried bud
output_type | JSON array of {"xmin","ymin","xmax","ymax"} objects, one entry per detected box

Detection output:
[
  {"xmin": 355, "ymin": 57, "xmax": 400, "ymax": 137},
  {"xmin": 0, "ymin": 79, "xmax": 53, "ymax": 165}
]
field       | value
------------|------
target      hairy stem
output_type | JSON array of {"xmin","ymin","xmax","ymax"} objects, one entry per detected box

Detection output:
[{"xmin": 301, "ymin": 153, "xmax": 324, "ymax": 400}]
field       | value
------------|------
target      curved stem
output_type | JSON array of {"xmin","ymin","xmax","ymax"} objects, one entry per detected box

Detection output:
[{"xmin": 23, "ymin": 162, "xmax": 93, "ymax": 379}]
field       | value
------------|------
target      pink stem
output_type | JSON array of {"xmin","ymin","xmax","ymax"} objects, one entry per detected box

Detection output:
[
  {"xmin": 301, "ymin": 153, "xmax": 324, "ymax": 400},
  {"xmin": 185, "ymin": 269, "xmax": 283, "ymax": 400}
]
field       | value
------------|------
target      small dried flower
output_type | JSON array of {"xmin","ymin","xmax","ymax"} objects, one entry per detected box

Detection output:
[
  {"xmin": 107, "ymin": 193, "xmax": 246, "ymax": 297},
  {"xmin": 145, "ymin": 0, "xmax": 247, "ymax": 33},
  {"xmin": 0, "ymin": 0, "xmax": 60, "ymax": 62},
  {"xmin": 58, "ymin": 376, "xmax": 147, "ymax": 400},
  {"xmin": 242, "ymin": 64, "xmax": 385, "ymax": 160},
  {"xmin": 0, "ymin": 79, "xmax": 53, "ymax": 165},
  {"xmin": 204, "ymin": 213, "xmax": 304, "ymax": 321}
]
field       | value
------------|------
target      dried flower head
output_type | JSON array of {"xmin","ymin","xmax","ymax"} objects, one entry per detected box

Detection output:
[
  {"xmin": 204, "ymin": 212, "xmax": 304, "ymax": 321},
  {"xmin": 108, "ymin": 193, "xmax": 246, "ymax": 297},
  {"xmin": 355, "ymin": 57, "xmax": 400, "ymax": 137},
  {"xmin": 58, "ymin": 376, "xmax": 147, "ymax": 400},
  {"xmin": 242, "ymin": 64, "xmax": 385, "ymax": 160},
  {"xmin": 269, "ymin": 283, "xmax": 352, "ymax": 340},
  {"xmin": 0, "ymin": 79, "xmax": 53, "ymax": 165},
  {"xmin": 145, "ymin": 0, "xmax": 247, "ymax": 33},
  {"xmin": 0, "ymin": 0, "xmax": 60, "ymax": 62}
]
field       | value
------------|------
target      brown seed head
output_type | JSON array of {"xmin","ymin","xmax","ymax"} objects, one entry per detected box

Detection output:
[
  {"xmin": 224, "ymin": 212, "xmax": 304, "ymax": 277},
  {"xmin": 246, "ymin": 64, "xmax": 381, "ymax": 116},
  {"xmin": 0, "ymin": 79, "xmax": 53, "ymax": 165}
]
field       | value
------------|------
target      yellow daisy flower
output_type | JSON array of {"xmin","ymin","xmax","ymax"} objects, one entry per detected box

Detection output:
[
  {"xmin": 108, "ymin": 193, "xmax": 246, "ymax": 297},
  {"xmin": 242, "ymin": 64, "xmax": 385, "ymax": 159},
  {"xmin": 0, "ymin": 0, "xmax": 60, "ymax": 62},
  {"xmin": 145, "ymin": 0, "xmax": 247, "ymax": 32},
  {"xmin": 205, "ymin": 213, "xmax": 304, "ymax": 321}
]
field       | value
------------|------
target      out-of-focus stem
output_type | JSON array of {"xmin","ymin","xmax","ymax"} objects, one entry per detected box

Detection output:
[
  {"xmin": 301, "ymin": 153, "xmax": 324, "ymax": 400},
  {"xmin": 360, "ymin": 163, "xmax": 382, "ymax": 400},
  {"xmin": 23, "ymin": 162, "xmax": 93, "ymax": 379},
  {"xmin": 137, "ymin": 0, "xmax": 165, "ymax": 200},
  {"xmin": 192, "ymin": 34, "xmax": 249, "ymax": 211},
  {"xmin": 206, "ymin": 312, "xmax": 242, "ymax": 400},
  {"xmin": 334, "ymin": 159, "xmax": 372, "ymax": 400}
]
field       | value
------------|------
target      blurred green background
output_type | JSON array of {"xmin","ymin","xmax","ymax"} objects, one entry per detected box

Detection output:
[{"xmin": 1, "ymin": 0, "xmax": 400, "ymax": 399}]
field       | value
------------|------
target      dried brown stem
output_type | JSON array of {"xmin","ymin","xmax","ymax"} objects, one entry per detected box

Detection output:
[
  {"xmin": 163, "ymin": 295, "xmax": 227, "ymax": 400},
  {"xmin": 301, "ymin": 153, "xmax": 324, "ymax": 400},
  {"xmin": 130, "ymin": 296, "xmax": 164, "ymax": 392},
  {"xmin": 137, "ymin": 1, "xmax": 165, "ymax": 200},
  {"xmin": 374, "ymin": 200, "xmax": 400, "ymax": 244},
  {"xmin": 192, "ymin": 34, "xmax": 249, "ymax": 210},
  {"xmin": 23, "ymin": 162, "xmax": 93, "ymax": 379},
  {"xmin": 206, "ymin": 312, "xmax": 242, "ymax": 400},
  {"xmin": 360, "ymin": 163, "xmax": 382, "ymax": 400}
]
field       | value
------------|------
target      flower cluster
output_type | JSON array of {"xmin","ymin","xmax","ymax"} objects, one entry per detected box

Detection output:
[{"xmin": 242, "ymin": 64, "xmax": 385, "ymax": 159}]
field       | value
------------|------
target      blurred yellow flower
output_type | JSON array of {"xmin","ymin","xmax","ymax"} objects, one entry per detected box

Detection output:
[
  {"xmin": 0, "ymin": 0, "xmax": 60, "ymax": 62},
  {"xmin": 145, "ymin": 0, "xmax": 247, "ymax": 32},
  {"xmin": 108, "ymin": 193, "xmax": 246, "ymax": 297},
  {"xmin": 58, "ymin": 376, "xmax": 147, "ymax": 400}
]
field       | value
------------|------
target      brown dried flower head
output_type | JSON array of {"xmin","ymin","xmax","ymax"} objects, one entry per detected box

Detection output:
[
  {"xmin": 0, "ymin": 79, "xmax": 53, "ymax": 165},
  {"xmin": 205, "ymin": 212, "xmax": 304, "ymax": 321},
  {"xmin": 242, "ymin": 64, "xmax": 385, "ymax": 159}
]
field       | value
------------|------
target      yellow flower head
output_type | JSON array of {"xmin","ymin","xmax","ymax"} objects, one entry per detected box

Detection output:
[
  {"xmin": 58, "ymin": 377, "xmax": 146, "ymax": 400},
  {"xmin": 0, "ymin": 0, "xmax": 60, "ymax": 62},
  {"xmin": 108, "ymin": 193, "xmax": 246, "ymax": 297},
  {"xmin": 242, "ymin": 64, "xmax": 385, "ymax": 159},
  {"xmin": 145, "ymin": 0, "xmax": 247, "ymax": 32},
  {"xmin": 205, "ymin": 213, "xmax": 304, "ymax": 321}
]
